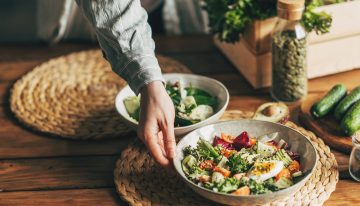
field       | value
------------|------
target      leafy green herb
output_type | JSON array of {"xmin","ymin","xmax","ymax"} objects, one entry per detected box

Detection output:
[
  {"xmin": 183, "ymin": 145, "xmax": 205, "ymax": 162},
  {"xmin": 303, "ymin": 0, "xmax": 333, "ymax": 34},
  {"xmin": 203, "ymin": 0, "xmax": 337, "ymax": 43},
  {"xmin": 228, "ymin": 153, "xmax": 252, "ymax": 173}
]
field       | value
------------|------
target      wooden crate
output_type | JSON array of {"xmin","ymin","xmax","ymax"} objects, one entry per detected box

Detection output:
[{"xmin": 215, "ymin": 1, "xmax": 360, "ymax": 88}]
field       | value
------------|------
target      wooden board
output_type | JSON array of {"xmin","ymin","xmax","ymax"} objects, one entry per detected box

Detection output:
[{"xmin": 299, "ymin": 94, "xmax": 352, "ymax": 154}]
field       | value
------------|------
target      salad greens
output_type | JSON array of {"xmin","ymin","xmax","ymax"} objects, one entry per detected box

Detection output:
[
  {"xmin": 181, "ymin": 131, "xmax": 302, "ymax": 195},
  {"xmin": 123, "ymin": 81, "xmax": 218, "ymax": 127}
]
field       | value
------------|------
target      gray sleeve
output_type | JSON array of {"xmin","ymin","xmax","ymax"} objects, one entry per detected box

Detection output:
[{"xmin": 76, "ymin": 0, "xmax": 164, "ymax": 94}]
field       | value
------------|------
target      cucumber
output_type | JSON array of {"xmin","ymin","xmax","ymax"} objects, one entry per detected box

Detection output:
[
  {"xmin": 311, "ymin": 84, "xmax": 347, "ymax": 118},
  {"xmin": 341, "ymin": 100, "xmax": 360, "ymax": 135},
  {"xmin": 292, "ymin": 171, "xmax": 302, "ymax": 178},
  {"xmin": 334, "ymin": 86, "xmax": 360, "ymax": 120}
]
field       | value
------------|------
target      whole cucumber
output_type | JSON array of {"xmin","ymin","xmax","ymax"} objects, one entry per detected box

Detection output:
[
  {"xmin": 341, "ymin": 100, "xmax": 360, "ymax": 136},
  {"xmin": 311, "ymin": 84, "xmax": 347, "ymax": 118},
  {"xmin": 334, "ymin": 86, "xmax": 360, "ymax": 120}
]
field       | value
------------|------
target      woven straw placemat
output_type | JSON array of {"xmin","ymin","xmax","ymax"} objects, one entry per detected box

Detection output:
[
  {"xmin": 10, "ymin": 50, "xmax": 191, "ymax": 139},
  {"xmin": 114, "ymin": 110, "xmax": 339, "ymax": 206}
]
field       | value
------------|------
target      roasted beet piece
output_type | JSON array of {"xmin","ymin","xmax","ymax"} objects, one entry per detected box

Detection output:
[{"xmin": 233, "ymin": 132, "xmax": 252, "ymax": 149}]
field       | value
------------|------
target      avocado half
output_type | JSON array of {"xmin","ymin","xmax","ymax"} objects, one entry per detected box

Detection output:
[{"xmin": 252, "ymin": 102, "xmax": 290, "ymax": 124}]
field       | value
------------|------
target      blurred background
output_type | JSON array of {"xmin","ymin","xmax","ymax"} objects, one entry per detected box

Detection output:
[{"xmin": 0, "ymin": 0, "xmax": 209, "ymax": 43}]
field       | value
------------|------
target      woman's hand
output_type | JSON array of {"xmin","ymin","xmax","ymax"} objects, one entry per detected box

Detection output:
[{"xmin": 137, "ymin": 81, "xmax": 176, "ymax": 168}]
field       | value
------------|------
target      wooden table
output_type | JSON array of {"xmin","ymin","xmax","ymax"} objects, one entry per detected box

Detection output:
[{"xmin": 0, "ymin": 35, "xmax": 359, "ymax": 205}]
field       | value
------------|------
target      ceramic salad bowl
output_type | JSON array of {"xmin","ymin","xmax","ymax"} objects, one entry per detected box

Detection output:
[
  {"xmin": 115, "ymin": 73, "xmax": 229, "ymax": 136},
  {"xmin": 173, "ymin": 119, "xmax": 317, "ymax": 206}
]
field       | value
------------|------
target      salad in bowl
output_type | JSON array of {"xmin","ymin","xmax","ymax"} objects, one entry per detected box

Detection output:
[
  {"xmin": 174, "ymin": 120, "xmax": 317, "ymax": 205},
  {"xmin": 115, "ymin": 73, "xmax": 229, "ymax": 136},
  {"xmin": 123, "ymin": 80, "xmax": 218, "ymax": 127},
  {"xmin": 181, "ymin": 132, "xmax": 302, "ymax": 195}
]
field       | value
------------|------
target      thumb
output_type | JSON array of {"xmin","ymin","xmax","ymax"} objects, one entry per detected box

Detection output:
[{"xmin": 160, "ymin": 119, "xmax": 176, "ymax": 159}]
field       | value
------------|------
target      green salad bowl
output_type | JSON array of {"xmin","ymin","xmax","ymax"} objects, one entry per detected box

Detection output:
[
  {"xmin": 173, "ymin": 119, "xmax": 317, "ymax": 206},
  {"xmin": 115, "ymin": 73, "xmax": 229, "ymax": 136}
]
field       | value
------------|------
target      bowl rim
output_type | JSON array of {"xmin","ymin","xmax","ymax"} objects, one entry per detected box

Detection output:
[
  {"xmin": 172, "ymin": 119, "xmax": 318, "ymax": 198},
  {"xmin": 115, "ymin": 73, "xmax": 230, "ymax": 131}
]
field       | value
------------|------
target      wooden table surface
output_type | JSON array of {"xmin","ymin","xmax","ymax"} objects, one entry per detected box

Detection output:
[{"xmin": 0, "ymin": 35, "xmax": 359, "ymax": 205}]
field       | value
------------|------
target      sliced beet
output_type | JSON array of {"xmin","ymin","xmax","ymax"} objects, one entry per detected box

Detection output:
[{"xmin": 233, "ymin": 131, "xmax": 252, "ymax": 149}]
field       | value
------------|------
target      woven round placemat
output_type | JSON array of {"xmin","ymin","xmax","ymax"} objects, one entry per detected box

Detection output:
[
  {"xmin": 114, "ymin": 110, "xmax": 339, "ymax": 206},
  {"xmin": 10, "ymin": 50, "xmax": 191, "ymax": 139}
]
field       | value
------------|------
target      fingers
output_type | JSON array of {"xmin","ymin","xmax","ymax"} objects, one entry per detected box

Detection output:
[
  {"xmin": 140, "ymin": 128, "xmax": 170, "ymax": 167},
  {"xmin": 160, "ymin": 119, "xmax": 176, "ymax": 159}
]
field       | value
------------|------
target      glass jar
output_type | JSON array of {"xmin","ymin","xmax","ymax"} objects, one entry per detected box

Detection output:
[
  {"xmin": 349, "ymin": 132, "xmax": 360, "ymax": 182},
  {"xmin": 271, "ymin": 0, "xmax": 307, "ymax": 102}
]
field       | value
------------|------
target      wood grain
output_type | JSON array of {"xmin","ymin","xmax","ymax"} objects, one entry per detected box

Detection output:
[
  {"xmin": 325, "ymin": 180, "xmax": 360, "ymax": 205},
  {"xmin": 0, "ymin": 43, "xmax": 98, "ymax": 61},
  {"xmin": 0, "ymin": 156, "xmax": 116, "ymax": 192},
  {"xmin": 308, "ymin": 69, "xmax": 360, "ymax": 92},
  {"xmin": 0, "ymin": 82, "xmax": 11, "ymax": 105},
  {"xmin": 0, "ymin": 61, "xmax": 42, "ymax": 82},
  {"xmin": 0, "ymin": 105, "xmax": 133, "ymax": 159},
  {"xmin": 0, "ymin": 188, "xmax": 126, "ymax": 206},
  {"xmin": 299, "ymin": 94, "xmax": 352, "ymax": 154}
]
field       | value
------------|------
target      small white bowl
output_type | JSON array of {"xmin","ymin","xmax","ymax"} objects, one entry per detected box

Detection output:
[
  {"xmin": 173, "ymin": 119, "xmax": 317, "ymax": 206},
  {"xmin": 115, "ymin": 73, "xmax": 229, "ymax": 136}
]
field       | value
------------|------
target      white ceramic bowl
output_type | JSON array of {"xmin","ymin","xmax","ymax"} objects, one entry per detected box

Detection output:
[
  {"xmin": 115, "ymin": 73, "xmax": 229, "ymax": 136},
  {"xmin": 173, "ymin": 119, "xmax": 317, "ymax": 206}
]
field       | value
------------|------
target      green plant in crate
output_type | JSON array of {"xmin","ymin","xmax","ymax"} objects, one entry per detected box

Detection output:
[{"xmin": 204, "ymin": 0, "xmax": 344, "ymax": 43}]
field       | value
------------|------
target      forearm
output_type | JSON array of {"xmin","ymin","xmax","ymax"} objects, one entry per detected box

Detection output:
[{"xmin": 76, "ymin": 0, "xmax": 164, "ymax": 94}]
